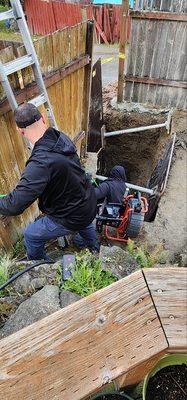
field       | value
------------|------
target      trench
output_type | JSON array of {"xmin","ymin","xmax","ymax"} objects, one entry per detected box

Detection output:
[{"xmin": 98, "ymin": 109, "xmax": 170, "ymax": 188}]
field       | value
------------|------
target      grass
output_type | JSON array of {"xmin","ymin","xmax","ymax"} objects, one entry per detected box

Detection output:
[
  {"xmin": 127, "ymin": 239, "xmax": 169, "ymax": 268},
  {"xmin": 0, "ymin": 254, "xmax": 12, "ymax": 297},
  {"xmin": 57, "ymin": 250, "xmax": 117, "ymax": 297},
  {"xmin": 12, "ymin": 237, "xmax": 26, "ymax": 259}
]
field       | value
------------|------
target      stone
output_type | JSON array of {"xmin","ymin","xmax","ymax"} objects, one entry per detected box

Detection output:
[
  {"xmin": 32, "ymin": 261, "xmax": 60, "ymax": 281},
  {"xmin": 0, "ymin": 285, "xmax": 60, "ymax": 339},
  {"xmin": 60, "ymin": 290, "xmax": 82, "ymax": 308},
  {"xmin": 99, "ymin": 245, "xmax": 138, "ymax": 279},
  {"xmin": 13, "ymin": 272, "xmax": 32, "ymax": 293},
  {"xmin": 30, "ymin": 277, "xmax": 47, "ymax": 290},
  {"xmin": 179, "ymin": 251, "xmax": 187, "ymax": 267}
]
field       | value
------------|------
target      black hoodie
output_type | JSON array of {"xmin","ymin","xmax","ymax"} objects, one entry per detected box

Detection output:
[
  {"xmin": 0, "ymin": 128, "xmax": 97, "ymax": 230},
  {"xmin": 95, "ymin": 165, "xmax": 127, "ymax": 203}
]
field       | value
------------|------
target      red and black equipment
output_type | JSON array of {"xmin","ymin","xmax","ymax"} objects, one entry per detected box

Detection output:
[{"xmin": 96, "ymin": 191, "xmax": 148, "ymax": 243}]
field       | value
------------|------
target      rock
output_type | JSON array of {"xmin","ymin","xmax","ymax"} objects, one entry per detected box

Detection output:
[
  {"xmin": 32, "ymin": 261, "xmax": 60, "ymax": 281},
  {"xmin": 13, "ymin": 272, "xmax": 32, "ymax": 293},
  {"xmin": 0, "ymin": 285, "xmax": 60, "ymax": 339},
  {"xmin": 179, "ymin": 251, "xmax": 187, "ymax": 267},
  {"xmin": 30, "ymin": 277, "xmax": 47, "ymax": 290},
  {"xmin": 33, "ymin": 263, "xmax": 51, "ymax": 273},
  {"xmin": 99, "ymin": 245, "xmax": 138, "ymax": 279},
  {"xmin": 60, "ymin": 290, "xmax": 82, "ymax": 308}
]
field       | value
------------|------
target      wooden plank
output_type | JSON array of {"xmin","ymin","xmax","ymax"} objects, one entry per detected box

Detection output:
[
  {"xmin": 0, "ymin": 56, "xmax": 90, "ymax": 116},
  {"xmin": 116, "ymin": 351, "xmax": 166, "ymax": 387},
  {"xmin": 143, "ymin": 268, "xmax": 187, "ymax": 351},
  {"xmin": 124, "ymin": 75, "xmax": 187, "ymax": 89},
  {"xmin": 82, "ymin": 21, "xmax": 94, "ymax": 141},
  {"xmin": 117, "ymin": 0, "xmax": 128, "ymax": 102},
  {"xmin": 94, "ymin": 19, "xmax": 109, "ymax": 45},
  {"xmin": 130, "ymin": 10, "xmax": 187, "ymax": 22},
  {"xmin": 0, "ymin": 271, "xmax": 168, "ymax": 400}
]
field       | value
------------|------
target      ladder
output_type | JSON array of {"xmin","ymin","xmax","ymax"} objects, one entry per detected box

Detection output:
[{"xmin": 0, "ymin": 0, "xmax": 57, "ymax": 129}]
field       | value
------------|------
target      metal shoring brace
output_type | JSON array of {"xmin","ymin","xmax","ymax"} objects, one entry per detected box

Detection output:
[
  {"xmin": 103, "ymin": 109, "xmax": 173, "ymax": 138},
  {"xmin": 95, "ymin": 175, "xmax": 154, "ymax": 196}
]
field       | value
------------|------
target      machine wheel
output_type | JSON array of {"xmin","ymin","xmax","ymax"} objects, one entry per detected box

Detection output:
[{"xmin": 125, "ymin": 211, "xmax": 144, "ymax": 238}]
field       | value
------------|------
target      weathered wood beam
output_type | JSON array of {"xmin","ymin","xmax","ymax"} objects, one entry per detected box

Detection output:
[
  {"xmin": 0, "ymin": 55, "xmax": 90, "ymax": 116},
  {"xmin": 130, "ymin": 10, "xmax": 187, "ymax": 22},
  {"xmin": 124, "ymin": 75, "xmax": 187, "ymax": 89},
  {"xmin": 143, "ymin": 268, "xmax": 187, "ymax": 351},
  {"xmin": 0, "ymin": 270, "xmax": 168, "ymax": 400},
  {"xmin": 117, "ymin": 0, "xmax": 128, "ymax": 103}
]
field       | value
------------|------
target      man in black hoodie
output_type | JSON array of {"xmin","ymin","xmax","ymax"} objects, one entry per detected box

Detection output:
[
  {"xmin": 95, "ymin": 165, "xmax": 127, "ymax": 203},
  {"xmin": 0, "ymin": 103, "xmax": 99, "ymax": 260}
]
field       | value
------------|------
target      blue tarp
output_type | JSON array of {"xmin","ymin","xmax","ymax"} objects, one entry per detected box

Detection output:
[{"xmin": 93, "ymin": 0, "xmax": 134, "ymax": 6}]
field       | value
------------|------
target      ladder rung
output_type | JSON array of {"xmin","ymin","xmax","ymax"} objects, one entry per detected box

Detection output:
[
  {"xmin": 2, "ymin": 55, "xmax": 34, "ymax": 75},
  {"xmin": 29, "ymin": 94, "xmax": 46, "ymax": 108},
  {"xmin": 0, "ymin": 9, "xmax": 14, "ymax": 21}
]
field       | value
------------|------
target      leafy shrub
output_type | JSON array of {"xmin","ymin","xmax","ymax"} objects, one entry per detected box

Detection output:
[
  {"xmin": 127, "ymin": 239, "xmax": 168, "ymax": 268},
  {"xmin": 60, "ymin": 250, "xmax": 116, "ymax": 296}
]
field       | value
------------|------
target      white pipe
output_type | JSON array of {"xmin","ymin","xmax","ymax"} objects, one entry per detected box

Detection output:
[
  {"xmin": 104, "ymin": 122, "xmax": 167, "ymax": 138},
  {"xmin": 161, "ymin": 133, "xmax": 176, "ymax": 195},
  {"xmin": 95, "ymin": 175, "xmax": 154, "ymax": 195}
]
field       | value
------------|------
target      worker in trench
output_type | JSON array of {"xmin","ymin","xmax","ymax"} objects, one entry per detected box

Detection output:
[
  {"xmin": 0, "ymin": 103, "xmax": 100, "ymax": 261},
  {"xmin": 73, "ymin": 165, "xmax": 127, "ymax": 248},
  {"xmin": 95, "ymin": 165, "xmax": 127, "ymax": 203}
]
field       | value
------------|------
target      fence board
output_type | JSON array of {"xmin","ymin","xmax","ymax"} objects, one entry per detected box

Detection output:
[
  {"xmin": 0, "ymin": 271, "xmax": 168, "ymax": 400},
  {"xmin": 143, "ymin": 268, "xmax": 187, "ymax": 351},
  {"xmin": 124, "ymin": 11, "xmax": 187, "ymax": 109}
]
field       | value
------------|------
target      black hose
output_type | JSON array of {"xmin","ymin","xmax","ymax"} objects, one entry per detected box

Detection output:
[{"xmin": 0, "ymin": 261, "xmax": 52, "ymax": 291}]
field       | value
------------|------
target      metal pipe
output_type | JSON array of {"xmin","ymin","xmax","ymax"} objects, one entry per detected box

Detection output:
[
  {"xmin": 161, "ymin": 133, "xmax": 176, "ymax": 195},
  {"xmin": 95, "ymin": 175, "xmax": 154, "ymax": 195},
  {"xmin": 104, "ymin": 122, "xmax": 167, "ymax": 138}
]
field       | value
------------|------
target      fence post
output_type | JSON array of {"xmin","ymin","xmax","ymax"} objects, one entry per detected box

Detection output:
[
  {"xmin": 82, "ymin": 20, "xmax": 94, "ymax": 151},
  {"xmin": 117, "ymin": 0, "xmax": 129, "ymax": 103}
]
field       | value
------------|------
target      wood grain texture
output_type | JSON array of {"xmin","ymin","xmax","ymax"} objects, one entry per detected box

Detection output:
[
  {"xmin": 124, "ymin": 14, "xmax": 187, "ymax": 108},
  {"xmin": 130, "ymin": 11, "xmax": 187, "ymax": 22},
  {"xmin": 143, "ymin": 268, "xmax": 187, "ymax": 350},
  {"xmin": 116, "ymin": 350, "xmax": 166, "ymax": 387},
  {"xmin": 0, "ymin": 270, "xmax": 168, "ymax": 400}
]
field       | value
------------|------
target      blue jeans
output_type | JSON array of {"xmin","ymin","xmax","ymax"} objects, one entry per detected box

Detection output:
[{"xmin": 24, "ymin": 216, "xmax": 99, "ymax": 260}]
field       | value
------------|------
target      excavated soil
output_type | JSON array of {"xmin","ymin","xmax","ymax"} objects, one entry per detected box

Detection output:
[{"xmin": 102, "ymin": 83, "xmax": 169, "ymax": 186}]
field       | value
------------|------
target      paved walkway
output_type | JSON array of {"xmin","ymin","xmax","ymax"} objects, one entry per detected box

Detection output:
[{"xmin": 93, "ymin": 44, "xmax": 119, "ymax": 86}]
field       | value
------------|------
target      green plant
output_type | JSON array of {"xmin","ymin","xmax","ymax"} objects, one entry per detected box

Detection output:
[
  {"xmin": 127, "ymin": 239, "xmax": 168, "ymax": 269},
  {"xmin": 12, "ymin": 237, "xmax": 26, "ymax": 259},
  {"xmin": 60, "ymin": 250, "xmax": 116, "ymax": 297},
  {"xmin": 0, "ymin": 255, "xmax": 11, "ymax": 287}
]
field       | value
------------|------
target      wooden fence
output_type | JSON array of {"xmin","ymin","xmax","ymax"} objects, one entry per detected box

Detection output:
[
  {"xmin": 124, "ymin": 4, "xmax": 187, "ymax": 109},
  {"xmin": 0, "ymin": 268, "xmax": 186, "ymax": 399},
  {"xmin": 0, "ymin": 21, "xmax": 93, "ymax": 251},
  {"xmin": 24, "ymin": 0, "xmax": 131, "ymax": 43}
]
